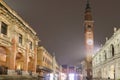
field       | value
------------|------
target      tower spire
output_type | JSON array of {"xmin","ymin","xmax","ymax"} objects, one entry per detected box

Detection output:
[
  {"xmin": 85, "ymin": 0, "xmax": 92, "ymax": 20},
  {"xmin": 86, "ymin": 0, "xmax": 90, "ymax": 9}
]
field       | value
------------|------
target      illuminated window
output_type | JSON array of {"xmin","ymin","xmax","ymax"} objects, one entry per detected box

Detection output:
[{"xmin": 1, "ymin": 22, "xmax": 7, "ymax": 35}]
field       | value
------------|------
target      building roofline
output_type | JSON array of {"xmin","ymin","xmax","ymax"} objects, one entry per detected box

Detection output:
[{"xmin": 0, "ymin": 1, "xmax": 37, "ymax": 36}]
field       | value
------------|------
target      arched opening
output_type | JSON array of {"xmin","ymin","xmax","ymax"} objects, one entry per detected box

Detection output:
[
  {"xmin": 0, "ymin": 46, "xmax": 10, "ymax": 74},
  {"xmin": 28, "ymin": 57, "xmax": 34, "ymax": 72},
  {"xmin": 15, "ymin": 52, "xmax": 24, "ymax": 70},
  {"xmin": 111, "ymin": 45, "xmax": 115, "ymax": 57}
]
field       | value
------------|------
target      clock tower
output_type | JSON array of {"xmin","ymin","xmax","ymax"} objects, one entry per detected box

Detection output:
[
  {"xmin": 84, "ymin": 0, "xmax": 94, "ymax": 62},
  {"xmin": 84, "ymin": 0, "xmax": 94, "ymax": 79}
]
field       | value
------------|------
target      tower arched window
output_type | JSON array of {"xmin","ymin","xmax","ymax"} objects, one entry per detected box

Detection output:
[
  {"xmin": 88, "ymin": 25, "xmax": 91, "ymax": 28},
  {"xmin": 87, "ymin": 25, "xmax": 92, "ymax": 31},
  {"xmin": 111, "ymin": 44, "xmax": 115, "ymax": 57}
]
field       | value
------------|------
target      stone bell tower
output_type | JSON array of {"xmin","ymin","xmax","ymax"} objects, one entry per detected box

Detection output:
[{"xmin": 84, "ymin": 0, "xmax": 94, "ymax": 79}]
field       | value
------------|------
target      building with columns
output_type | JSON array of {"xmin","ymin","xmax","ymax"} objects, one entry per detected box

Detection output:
[
  {"xmin": 37, "ymin": 46, "xmax": 61, "ymax": 80},
  {"xmin": 92, "ymin": 28, "xmax": 120, "ymax": 80},
  {"xmin": 0, "ymin": 1, "xmax": 39, "ymax": 75},
  {"xmin": 37, "ymin": 46, "xmax": 53, "ymax": 79}
]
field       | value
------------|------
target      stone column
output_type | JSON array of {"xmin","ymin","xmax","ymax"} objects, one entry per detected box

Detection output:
[
  {"xmin": 8, "ymin": 37, "xmax": 17, "ymax": 75},
  {"xmin": 22, "ymin": 44, "xmax": 29, "ymax": 75},
  {"xmin": 6, "ymin": 47, "xmax": 11, "ymax": 69},
  {"xmin": 32, "ymin": 47, "xmax": 37, "ymax": 75}
]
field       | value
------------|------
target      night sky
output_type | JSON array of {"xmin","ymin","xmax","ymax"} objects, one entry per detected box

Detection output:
[{"xmin": 4, "ymin": 0, "xmax": 120, "ymax": 65}]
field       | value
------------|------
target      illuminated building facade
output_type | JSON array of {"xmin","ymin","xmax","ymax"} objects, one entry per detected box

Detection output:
[
  {"xmin": 37, "ymin": 47, "xmax": 61, "ymax": 80},
  {"xmin": 61, "ymin": 65, "xmax": 82, "ymax": 80},
  {"xmin": 92, "ymin": 28, "xmax": 120, "ymax": 80},
  {"xmin": 37, "ymin": 46, "xmax": 53, "ymax": 79},
  {"xmin": 0, "ymin": 1, "xmax": 39, "ymax": 75}
]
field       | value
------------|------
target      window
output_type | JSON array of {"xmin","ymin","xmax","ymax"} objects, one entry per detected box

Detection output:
[
  {"xmin": 1, "ymin": 22, "xmax": 7, "ymax": 35},
  {"xmin": 87, "ymin": 25, "xmax": 92, "ymax": 29},
  {"xmin": 104, "ymin": 51, "xmax": 107, "ymax": 60},
  {"xmin": 18, "ymin": 34, "xmax": 22, "ymax": 44},
  {"xmin": 30, "ymin": 41, "xmax": 32, "ymax": 49},
  {"xmin": 87, "ymin": 25, "xmax": 92, "ymax": 31},
  {"xmin": 105, "ymin": 53, "xmax": 107, "ymax": 60},
  {"xmin": 111, "ymin": 44, "xmax": 115, "ymax": 57}
]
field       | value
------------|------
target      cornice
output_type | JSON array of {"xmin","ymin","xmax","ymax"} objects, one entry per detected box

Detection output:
[{"xmin": 0, "ymin": 1, "xmax": 38, "ymax": 38}]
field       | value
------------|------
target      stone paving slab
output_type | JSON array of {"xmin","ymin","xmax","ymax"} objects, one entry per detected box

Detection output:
[{"xmin": 0, "ymin": 75, "xmax": 38, "ymax": 80}]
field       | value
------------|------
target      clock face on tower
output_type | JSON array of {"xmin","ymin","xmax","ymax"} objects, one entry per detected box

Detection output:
[{"xmin": 87, "ymin": 39, "xmax": 93, "ymax": 45}]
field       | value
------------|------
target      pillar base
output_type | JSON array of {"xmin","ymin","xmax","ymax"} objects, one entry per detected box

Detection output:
[
  {"xmin": 22, "ymin": 71, "xmax": 29, "ymax": 76},
  {"xmin": 8, "ymin": 70, "xmax": 17, "ymax": 75},
  {"xmin": 32, "ymin": 72, "xmax": 38, "ymax": 77}
]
